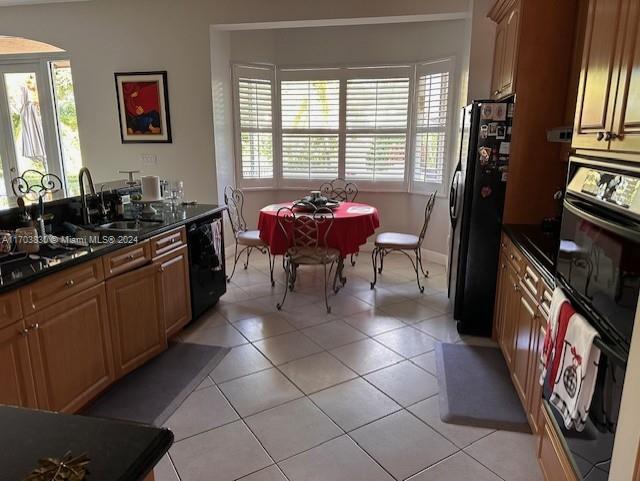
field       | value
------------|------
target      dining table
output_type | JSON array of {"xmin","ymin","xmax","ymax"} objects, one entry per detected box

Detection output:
[{"xmin": 258, "ymin": 201, "xmax": 380, "ymax": 287}]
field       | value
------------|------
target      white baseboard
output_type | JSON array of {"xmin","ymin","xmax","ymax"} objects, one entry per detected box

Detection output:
[{"xmin": 225, "ymin": 241, "xmax": 448, "ymax": 266}]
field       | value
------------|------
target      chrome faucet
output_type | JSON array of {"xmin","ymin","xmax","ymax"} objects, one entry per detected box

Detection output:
[{"xmin": 78, "ymin": 167, "xmax": 97, "ymax": 225}]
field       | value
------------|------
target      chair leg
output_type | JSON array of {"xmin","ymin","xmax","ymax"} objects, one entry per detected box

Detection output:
[
  {"xmin": 413, "ymin": 249, "xmax": 425, "ymax": 293},
  {"xmin": 350, "ymin": 253, "xmax": 357, "ymax": 267},
  {"xmin": 370, "ymin": 247, "xmax": 379, "ymax": 289},
  {"xmin": 277, "ymin": 258, "xmax": 291, "ymax": 310},
  {"xmin": 378, "ymin": 249, "xmax": 385, "ymax": 274},
  {"xmin": 243, "ymin": 247, "xmax": 252, "ymax": 269},
  {"xmin": 267, "ymin": 251, "xmax": 276, "ymax": 287},
  {"xmin": 417, "ymin": 248, "xmax": 429, "ymax": 278},
  {"xmin": 323, "ymin": 262, "xmax": 332, "ymax": 314},
  {"xmin": 226, "ymin": 241, "xmax": 244, "ymax": 283}
]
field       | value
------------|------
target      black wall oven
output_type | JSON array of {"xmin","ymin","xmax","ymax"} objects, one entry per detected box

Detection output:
[{"xmin": 549, "ymin": 157, "xmax": 639, "ymax": 480}]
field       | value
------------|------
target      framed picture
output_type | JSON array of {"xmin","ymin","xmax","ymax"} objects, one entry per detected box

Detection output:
[{"xmin": 114, "ymin": 71, "xmax": 172, "ymax": 143}]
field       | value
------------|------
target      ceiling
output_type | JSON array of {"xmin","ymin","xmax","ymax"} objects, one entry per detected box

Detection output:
[{"xmin": 0, "ymin": 0, "xmax": 88, "ymax": 6}]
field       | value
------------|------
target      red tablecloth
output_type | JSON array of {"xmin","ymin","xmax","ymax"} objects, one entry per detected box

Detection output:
[{"xmin": 258, "ymin": 202, "xmax": 380, "ymax": 256}]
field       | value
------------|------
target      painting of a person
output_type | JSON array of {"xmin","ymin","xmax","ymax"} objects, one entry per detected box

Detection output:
[{"xmin": 122, "ymin": 81, "xmax": 162, "ymax": 135}]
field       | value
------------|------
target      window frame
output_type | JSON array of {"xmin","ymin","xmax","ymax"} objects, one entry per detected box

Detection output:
[
  {"xmin": 0, "ymin": 54, "xmax": 69, "ymax": 203},
  {"xmin": 231, "ymin": 63, "xmax": 277, "ymax": 189},
  {"xmin": 231, "ymin": 58, "xmax": 455, "ymax": 196}
]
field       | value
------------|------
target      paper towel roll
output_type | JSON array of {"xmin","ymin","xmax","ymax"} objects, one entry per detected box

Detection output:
[{"xmin": 141, "ymin": 175, "xmax": 162, "ymax": 201}]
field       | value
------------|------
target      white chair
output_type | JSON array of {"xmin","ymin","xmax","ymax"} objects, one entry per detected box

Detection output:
[
  {"xmin": 370, "ymin": 191, "xmax": 437, "ymax": 293},
  {"xmin": 224, "ymin": 185, "xmax": 275, "ymax": 285}
]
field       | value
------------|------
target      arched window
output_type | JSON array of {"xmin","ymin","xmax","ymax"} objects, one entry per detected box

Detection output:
[{"xmin": 0, "ymin": 37, "xmax": 82, "ymax": 208}]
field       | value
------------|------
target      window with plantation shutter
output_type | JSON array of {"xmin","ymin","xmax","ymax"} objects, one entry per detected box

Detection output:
[
  {"xmin": 231, "ymin": 59, "xmax": 454, "ymax": 192},
  {"xmin": 413, "ymin": 61, "xmax": 452, "ymax": 186},
  {"xmin": 345, "ymin": 74, "xmax": 410, "ymax": 181},
  {"xmin": 233, "ymin": 65, "xmax": 275, "ymax": 182},
  {"xmin": 280, "ymin": 77, "xmax": 340, "ymax": 180}
]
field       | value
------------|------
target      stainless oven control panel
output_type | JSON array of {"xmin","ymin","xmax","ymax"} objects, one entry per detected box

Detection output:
[{"xmin": 567, "ymin": 166, "xmax": 640, "ymax": 218}]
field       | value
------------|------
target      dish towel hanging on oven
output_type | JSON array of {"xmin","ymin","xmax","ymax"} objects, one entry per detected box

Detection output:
[
  {"xmin": 548, "ymin": 311, "xmax": 601, "ymax": 431},
  {"xmin": 539, "ymin": 287, "xmax": 569, "ymax": 384}
]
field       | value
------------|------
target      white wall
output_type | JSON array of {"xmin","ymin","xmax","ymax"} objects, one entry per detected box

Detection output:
[
  {"xmin": 0, "ymin": 0, "xmax": 468, "ymax": 205},
  {"xmin": 222, "ymin": 20, "xmax": 469, "ymax": 258}
]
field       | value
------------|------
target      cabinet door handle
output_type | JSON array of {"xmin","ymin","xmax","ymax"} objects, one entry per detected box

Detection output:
[
  {"xmin": 604, "ymin": 131, "xmax": 612, "ymax": 141},
  {"xmin": 494, "ymin": 90, "xmax": 501, "ymax": 96},
  {"xmin": 18, "ymin": 328, "xmax": 29, "ymax": 336},
  {"xmin": 127, "ymin": 254, "xmax": 135, "ymax": 260},
  {"xmin": 609, "ymin": 132, "xmax": 621, "ymax": 140},
  {"xmin": 29, "ymin": 323, "xmax": 39, "ymax": 331},
  {"xmin": 65, "ymin": 279, "xmax": 75, "ymax": 288},
  {"xmin": 597, "ymin": 131, "xmax": 605, "ymax": 141},
  {"xmin": 509, "ymin": 254, "xmax": 515, "ymax": 260}
]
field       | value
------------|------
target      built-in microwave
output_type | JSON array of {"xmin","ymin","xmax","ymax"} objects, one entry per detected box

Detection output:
[{"xmin": 549, "ymin": 156, "xmax": 638, "ymax": 480}]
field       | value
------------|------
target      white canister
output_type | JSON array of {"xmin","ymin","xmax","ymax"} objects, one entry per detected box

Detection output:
[{"xmin": 141, "ymin": 175, "xmax": 162, "ymax": 202}]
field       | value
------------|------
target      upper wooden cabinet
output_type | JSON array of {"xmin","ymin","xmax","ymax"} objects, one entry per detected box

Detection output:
[
  {"xmin": 573, "ymin": 0, "xmax": 640, "ymax": 155},
  {"xmin": 612, "ymin": 0, "xmax": 640, "ymax": 153},
  {"xmin": 489, "ymin": 0, "xmax": 520, "ymax": 99}
]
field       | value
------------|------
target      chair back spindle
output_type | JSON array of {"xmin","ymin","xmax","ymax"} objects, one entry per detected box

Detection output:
[
  {"xmin": 224, "ymin": 185, "xmax": 248, "ymax": 237},
  {"xmin": 319, "ymin": 178, "xmax": 359, "ymax": 202},
  {"xmin": 418, "ymin": 191, "xmax": 437, "ymax": 246}
]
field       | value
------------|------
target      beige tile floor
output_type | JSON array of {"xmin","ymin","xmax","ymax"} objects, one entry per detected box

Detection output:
[{"xmin": 157, "ymin": 252, "xmax": 544, "ymax": 481}]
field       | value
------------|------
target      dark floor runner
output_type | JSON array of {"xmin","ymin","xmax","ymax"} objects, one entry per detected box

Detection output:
[
  {"xmin": 435, "ymin": 342, "xmax": 530, "ymax": 433},
  {"xmin": 84, "ymin": 342, "xmax": 229, "ymax": 426}
]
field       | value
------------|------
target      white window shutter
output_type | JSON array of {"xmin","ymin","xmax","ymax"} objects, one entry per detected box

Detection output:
[
  {"xmin": 345, "ymin": 76, "xmax": 410, "ymax": 181},
  {"xmin": 280, "ymin": 79, "xmax": 340, "ymax": 180},
  {"xmin": 413, "ymin": 64, "xmax": 451, "ymax": 186},
  {"xmin": 234, "ymin": 65, "xmax": 275, "ymax": 181}
]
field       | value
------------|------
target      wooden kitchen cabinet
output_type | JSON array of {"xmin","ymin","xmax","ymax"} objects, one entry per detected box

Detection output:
[
  {"xmin": 489, "ymin": 0, "xmax": 520, "ymax": 99},
  {"xmin": 0, "ymin": 320, "xmax": 38, "ymax": 409},
  {"xmin": 107, "ymin": 262, "xmax": 166, "ymax": 377},
  {"xmin": 156, "ymin": 245, "xmax": 191, "ymax": 338},
  {"xmin": 573, "ymin": 0, "xmax": 640, "ymax": 156},
  {"xmin": 512, "ymin": 285, "xmax": 535, "ymax": 405},
  {"xmin": 0, "ymin": 290, "xmax": 22, "ymax": 329},
  {"xmin": 26, "ymin": 284, "xmax": 115, "ymax": 413},
  {"xmin": 539, "ymin": 405, "xmax": 580, "ymax": 481},
  {"xmin": 611, "ymin": 0, "xmax": 640, "ymax": 154},
  {"xmin": 528, "ymin": 313, "xmax": 546, "ymax": 434}
]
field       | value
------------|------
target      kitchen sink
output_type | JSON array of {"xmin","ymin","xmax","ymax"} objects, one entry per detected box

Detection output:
[{"xmin": 95, "ymin": 219, "xmax": 161, "ymax": 232}]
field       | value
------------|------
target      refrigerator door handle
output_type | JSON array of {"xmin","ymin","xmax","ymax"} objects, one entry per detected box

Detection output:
[{"xmin": 449, "ymin": 169, "xmax": 461, "ymax": 222}]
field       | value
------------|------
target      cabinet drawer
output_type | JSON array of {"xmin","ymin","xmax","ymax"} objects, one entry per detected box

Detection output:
[
  {"xmin": 102, "ymin": 240, "xmax": 151, "ymax": 278},
  {"xmin": 20, "ymin": 259, "xmax": 104, "ymax": 315},
  {"xmin": 539, "ymin": 406, "xmax": 578, "ymax": 481},
  {"xmin": 0, "ymin": 290, "xmax": 22, "ymax": 329},
  {"xmin": 150, "ymin": 227, "xmax": 186, "ymax": 258},
  {"xmin": 522, "ymin": 264, "xmax": 540, "ymax": 299},
  {"xmin": 506, "ymin": 242, "xmax": 524, "ymax": 274}
]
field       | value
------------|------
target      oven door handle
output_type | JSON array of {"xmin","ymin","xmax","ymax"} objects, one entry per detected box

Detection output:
[{"xmin": 564, "ymin": 200, "xmax": 640, "ymax": 242}]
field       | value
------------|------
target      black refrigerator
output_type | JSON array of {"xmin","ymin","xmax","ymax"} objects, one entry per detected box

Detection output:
[{"xmin": 448, "ymin": 98, "xmax": 514, "ymax": 336}]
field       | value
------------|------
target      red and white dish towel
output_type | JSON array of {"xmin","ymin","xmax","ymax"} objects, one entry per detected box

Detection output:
[{"xmin": 539, "ymin": 287, "xmax": 601, "ymax": 431}]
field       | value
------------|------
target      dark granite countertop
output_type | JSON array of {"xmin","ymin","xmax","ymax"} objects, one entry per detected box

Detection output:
[
  {"xmin": 503, "ymin": 223, "xmax": 559, "ymax": 287},
  {"xmin": 0, "ymin": 203, "xmax": 226, "ymax": 293},
  {"xmin": 0, "ymin": 405, "xmax": 172, "ymax": 481}
]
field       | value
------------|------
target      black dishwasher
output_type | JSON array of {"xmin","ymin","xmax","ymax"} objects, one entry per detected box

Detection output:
[{"xmin": 187, "ymin": 213, "xmax": 226, "ymax": 319}]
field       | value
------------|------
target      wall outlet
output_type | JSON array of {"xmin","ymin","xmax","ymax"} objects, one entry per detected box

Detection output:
[{"xmin": 141, "ymin": 154, "xmax": 157, "ymax": 167}]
